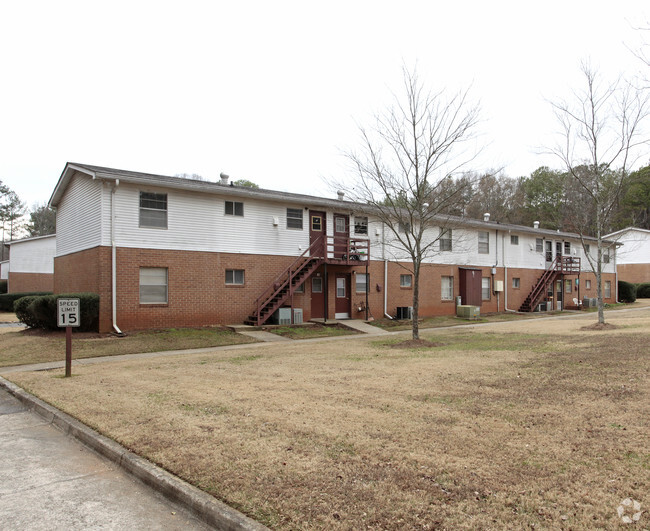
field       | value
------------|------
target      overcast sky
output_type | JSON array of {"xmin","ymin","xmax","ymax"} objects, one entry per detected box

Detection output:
[{"xmin": 1, "ymin": 0, "xmax": 648, "ymax": 210}]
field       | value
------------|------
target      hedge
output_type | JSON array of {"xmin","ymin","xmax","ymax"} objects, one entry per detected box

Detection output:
[
  {"xmin": 14, "ymin": 293, "xmax": 100, "ymax": 332},
  {"xmin": 637, "ymin": 283, "xmax": 650, "ymax": 298},
  {"xmin": 0, "ymin": 291, "xmax": 52, "ymax": 312},
  {"xmin": 0, "ymin": 279, "xmax": 7, "ymax": 294},
  {"xmin": 618, "ymin": 280, "xmax": 637, "ymax": 303}
]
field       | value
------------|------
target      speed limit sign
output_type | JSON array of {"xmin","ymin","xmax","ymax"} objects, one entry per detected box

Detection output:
[{"xmin": 57, "ymin": 298, "xmax": 80, "ymax": 328}]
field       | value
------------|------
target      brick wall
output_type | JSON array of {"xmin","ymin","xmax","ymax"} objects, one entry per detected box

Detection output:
[
  {"xmin": 8, "ymin": 272, "xmax": 53, "ymax": 293},
  {"xmin": 617, "ymin": 264, "xmax": 650, "ymax": 284}
]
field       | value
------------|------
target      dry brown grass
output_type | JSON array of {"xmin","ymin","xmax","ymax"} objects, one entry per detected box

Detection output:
[{"xmin": 6, "ymin": 308, "xmax": 650, "ymax": 529}]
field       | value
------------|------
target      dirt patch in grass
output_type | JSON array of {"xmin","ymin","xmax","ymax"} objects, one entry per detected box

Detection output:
[
  {"xmin": 389, "ymin": 339, "xmax": 443, "ymax": 349},
  {"xmin": 6, "ymin": 308, "xmax": 650, "ymax": 529},
  {"xmin": 580, "ymin": 322, "xmax": 619, "ymax": 331},
  {"xmin": 268, "ymin": 323, "xmax": 360, "ymax": 339},
  {"xmin": 0, "ymin": 326, "xmax": 256, "ymax": 367}
]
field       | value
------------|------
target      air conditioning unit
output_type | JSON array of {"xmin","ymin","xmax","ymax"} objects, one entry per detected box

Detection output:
[
  {"xmin": 396, "ymin": 306, "xmax": 413, "ymax": 320},
  {"xmin": 456, "ymin": 305, "xmax": 480, "ymax": 319},
  {"xmin": 274, "ymin": 308, "xmax": 292, "ymax": 325},
  {"xmin": 293, "ymin": 308, "xmax": 303, "ymax": 325},
  {"xmin": 582, "ymin": 297, "xmax": 591, "ymax": 308},
  {"xmin": 537, "ymin": 302, "xmax": 547, "ymax": 312}
]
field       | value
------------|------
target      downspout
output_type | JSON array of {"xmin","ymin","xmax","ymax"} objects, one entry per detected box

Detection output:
[
  {"xmin": 382, "ymin": 223, "xmax": 392, "ymax": 319},
  {"xmin": 494, "ymin": 229, "xmax": 499, "ymax": 312},
  {"xmin": 503, "ymin": 230, "xmax": 514, "ymax": 312},
  {"xmin": 111, "ymin": 181, "xmax": 124, "ymax": 336}
]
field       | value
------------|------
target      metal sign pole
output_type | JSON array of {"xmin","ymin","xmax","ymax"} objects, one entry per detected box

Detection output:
[{"xmin": 65, "ymin": 326, "xmax": 72, "ymax": 377}]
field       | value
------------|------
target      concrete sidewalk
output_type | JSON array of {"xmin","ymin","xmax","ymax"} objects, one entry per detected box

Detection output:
[{"xmin": 0, "ymin": 386, "xmax": 210, "ymax": 530}]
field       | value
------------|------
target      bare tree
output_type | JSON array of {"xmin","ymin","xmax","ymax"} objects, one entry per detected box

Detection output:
[
  {"xmin": 336, "ymin": 67, "xmax": 481, "ymax": 340},
  {"xmin": 548, "ymin": 62, "xmax": 649, "ymax": 324}
]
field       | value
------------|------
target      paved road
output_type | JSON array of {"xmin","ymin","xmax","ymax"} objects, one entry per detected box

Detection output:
[{"xmin": 0, "ymin": 388, "xmax": 210, "ymax": 530}]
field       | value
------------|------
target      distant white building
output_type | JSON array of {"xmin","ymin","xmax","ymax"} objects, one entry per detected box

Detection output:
[
  {"xmin": 605, "ymin": 227, "xmax": 650, "ymax": 284},
  {"xmin": 6, "ymin": 234, "xmax": 56, "ymax": 293}
]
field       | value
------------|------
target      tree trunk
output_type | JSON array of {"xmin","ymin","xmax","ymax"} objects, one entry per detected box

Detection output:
[{"xmin": 412, "ymin": 260, "xmax": 420, "ymax": 340}]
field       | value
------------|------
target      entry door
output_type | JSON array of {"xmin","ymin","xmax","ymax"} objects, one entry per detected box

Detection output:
[
  {"xmin": 310, "ymin": 275, "xmax": 325, "ymax": 319},
  {"xmin": 555, "ymin": 241, "xmax": 563, "ymax": 259},
  {"xmin": 335, "ymin": 274, "xmax": 351, "ymax": 319},
  {"xmin": 309, "ymin": 211, "xmax": 325, "ymax": 256},
  {"xmin": 333, "ymin": 214, "xmax": 349, "ymax": 258}
]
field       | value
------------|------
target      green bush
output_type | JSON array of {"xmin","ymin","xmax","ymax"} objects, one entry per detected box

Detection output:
[
  {"xmin": 14, "ymin": 293, "xmax": 100, "ymax": 332},
  {"xmin": 636, "ymin": 283, "xmax": 650, "ymax": 298},
  {"xmin": 0, "ymin": 279, "xmax": 7, "ymax": 294},
  {"xmin": 0, "ymin": 291, "xmax": 52, "ymax": 312},
  {"xmin": 618, "ymin": 280, "xmax": 637, "ymax": 303}
]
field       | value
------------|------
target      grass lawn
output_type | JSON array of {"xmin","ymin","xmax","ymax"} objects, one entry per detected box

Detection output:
[
  {"xmin": 0, "ymin": 326, "xmax": 256, "ymax": 367},
  {"xmin": 5, "ymin": 307, "xmax": 649, "ymax": 529},
  {"xmin": 268, "ymin": 323, "xmax": 361, "ymax": 339}
]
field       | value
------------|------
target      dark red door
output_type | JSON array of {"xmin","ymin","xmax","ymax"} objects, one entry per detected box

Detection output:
[
  {"xmin": 310, "ymin": 211, "xmax": 325, "ymax": 257},
  {"xmin": 459, "ymin": 268, "xmax": 482, "ymax": 306},
  {"xmin": 311, "ymin": 275, "xmax": 325, "ymax": 319},
  {"xmin": 335, "ymin": 274, "xmax": 351, "ymax": 318},
  {"xmin": 333, "ymin": 214, "xmax": 349, "ymax": 258}
]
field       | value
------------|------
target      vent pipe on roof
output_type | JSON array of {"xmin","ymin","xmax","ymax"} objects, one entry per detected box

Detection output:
[
  {"xmin": 533, "ymin": 220, "xmax": 540, "ymax": 229},
  {"xmin": 483, "ymin": 212, "xmax": 490, "ymax": 222},
  {"xmin": 337, "ymin": 190, "xmax": 345, "ymax": 201},
  {"xmin": 220, "ymin": 173, "xmax": 229, "ymax": 185}
]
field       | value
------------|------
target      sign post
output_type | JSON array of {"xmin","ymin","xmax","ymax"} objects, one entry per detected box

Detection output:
[{"xmin": 57, "ymin": 298, "xmax": 80, "ymax": 377}]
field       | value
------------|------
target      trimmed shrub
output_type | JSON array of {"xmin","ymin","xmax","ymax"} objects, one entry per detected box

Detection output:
[
  {"xmin": 637, "ymin": 283, "xmax": 650, "ymax": 298},
  {"xmin": 14, "ymin": 293, "xmax": 100, "ymax": 332},
  {"xmin": 618, "ymin": 280, "xmax": 637, "ymax": 303},
  {"xmin": 0, "ymin": 279, "xmax": 7, "ymax": 294},
  {"xmin": 14, "ymin": 296, "xmax": 42, "ymax": 329},
  {"xmin": 0, "ymin": 291, "xmax": 52, "ymax": 312}
]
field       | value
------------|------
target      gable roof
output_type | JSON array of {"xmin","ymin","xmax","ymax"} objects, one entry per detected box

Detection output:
[
  {"xmin": 48, "ymin": 162, "xmax": 609, "ymax": 244},
  {"xmin": 604, "ymin": 226, "xmax": 650, "ymax": 240}
]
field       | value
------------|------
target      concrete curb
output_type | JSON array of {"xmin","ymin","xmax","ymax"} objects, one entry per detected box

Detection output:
[{"xmin": 0, "ymin": 376, "xmax": 268, "ymax": 531}]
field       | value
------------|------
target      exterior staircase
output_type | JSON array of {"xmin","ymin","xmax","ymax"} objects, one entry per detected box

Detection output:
[
  {"xmin": 244, "ymin": 238, "xmax": 325, "ymax": 326},
  {"xmin": 518, "ymin": 256, "xmax": 581, "ymax": 312}
]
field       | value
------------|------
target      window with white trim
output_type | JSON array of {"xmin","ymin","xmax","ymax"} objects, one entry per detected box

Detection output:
[
  {"xmin": 286, "ymin": 208, "xmax": 303, "ymax": 229},
  {"xmin": 312, "ymin": 277, "xmax": 323, "ymax": 293},
  {"xmin": 565, "ymin": 279, "xmax": 572, "ymax": 293},
  {"xmin": 400, "ymin": 274, "xmax": 412, "ymax": 288},
  {"xmin": 139, "ymin": 267, "xmax": 168, "ymax": 304},
  {"xmin": 139, "ymin": 192, "xmax": 167, "ymax": 228},
  {"xmin": 440, "ymin": 228, "xmax": 452, "ymax": 251},
  {"xmin": 225, "ymin": 201, "xmax": 244, "ymax": 216},
  {"xmin": 354, "ymin": 216, "xmax": 368, "ymax": 235},
  {"xmin": 225, "ymin": 269, "xmax": 245, "ymax": 285},
  {"xmin": 564, "ymin": 241, "xmax": 571, "ymax": 255},
  {"xmin": 441, "ymin": 276, "xmax": 453, "ymax": 300},
  {"xmin": 603, "ymin": 248, "xmax": 610, "ymax": 263},
  {"xmin": 585, "ymin": 279, "xmax": 591, "ymax": 289},
  {"xmin": 604, "ymin": 280, "xmax": 611, "ymax": 298},
  {"xmin": 510, "ymin": 235, "xmax": 519, "ymax": 245},
  {"xmin": 355, "ymin": 273, "xmax": 368, "ymax": 293},
  {"xmin": 513, "ymin": 277, "xmax": 520, "ymax": 289},
  {"xmin": 478, "ymin": 231, "xmax": 489, "ymax": 254},
  {"xmin": 536, "ymin": 238, "xmax": 543, "ymax": 253},
  {"xmin": 482, "ymin": 277, "xmax": 491, "ymax": 300}
]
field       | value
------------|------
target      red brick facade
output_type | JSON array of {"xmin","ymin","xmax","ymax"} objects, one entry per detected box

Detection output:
[
  {"xmin": 617, "ymin": 264, "xmax": 650, "ymax": 284},
  {"xmin": 54, "ymin": 246, "xmax": 618, "ymax": 332},
  {"xmin": 8, "ymin": 272, "xmax": 54, "ymax": 293}
]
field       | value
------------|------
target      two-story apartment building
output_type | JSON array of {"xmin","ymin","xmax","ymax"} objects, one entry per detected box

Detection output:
[
  {"xmin": 48, "ymin": 163, "xmax": 617, "ymax": 333},
  {"xmin": 605, "ymin": 227, "xmax": 650, "ymax": 284}
]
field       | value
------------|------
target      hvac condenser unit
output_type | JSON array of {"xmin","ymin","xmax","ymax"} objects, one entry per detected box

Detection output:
[
  {"xmin": 274, "ymin": 308, "xmax": 292, "ymax": 325},
  {"xmin": 456, "ymin": 305, "xmax": 480, "ymax": 319},
  {"xmin": 293, "ymin": 308, "xmax": 303, "ymax": 325}
]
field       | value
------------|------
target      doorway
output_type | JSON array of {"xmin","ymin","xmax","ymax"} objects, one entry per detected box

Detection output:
[
  {"xmin": 310, "ymin": 275, "xmax": 325, "ymax": 319},
  {"xmin": 334, "ymin": 273, "xmax": 351, "ymax": 319},
  {"xmin": 310, "ymin": 211, "xmax": 325, "ymax": 256},
  {"xmin": 333, "ymin": 214, "xmax": 349, "ymax": 259}
]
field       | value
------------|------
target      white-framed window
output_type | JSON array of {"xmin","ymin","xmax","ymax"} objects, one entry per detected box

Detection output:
[
  {"xmin": 225, "ymin": 269, "xmax": 245, "ymax": 285},
  {"xmin": 139, "ymin": 267, "xmax": 168, "ymax": 304},
  {"xmin": 585, "ymin": 279, "xmax": 591, "ymax": 289},
  {"xmin": 225, "ymin": 201, "xmax": 244, "ymax": 216},
  {"xmin": 604, "ymin": 280, "xmax": 611, "ymax": 298},
  {"xmin": 286, "ymin": 208, "xmax": 303, "ymax": 229},
  {"xmin": 510, "ymin": 235, "xmax": 519, "ymax": 245},
  {"xmin": 336, "ymin": 277, "xmax": 346, "ymax": 297},
  {"xmin": 355, "ymin": 273, "xmax": 368, "ymax": 293},
  {"xmin": 400, "ymin": 274, "xmax": 412, "ymax": 288},
  {"xmin": 440, "ymin": 228, "xmax": 452, "ymax": 251},
  {"xmin": 354, "ymin": 216, "xmax": 368, "ymax": 235},
  {"xmin": 398, "ymin": 221, "xmax": 411, "ymax": 233},
  {"xmin": 564, "ymin": 241, "xmax": 571, "ymax": 255},
  {"xmin": 603, "ymin": 249, "xmax": 610, "ymax": 263},
  {"xmin": 441, "ymin": 276, "xmax": 453, "ymax": 300},
  {"xmin": 478, "ymin": 231, "xmax": 489, "ymax": 254},
  {"xmin": 139, "ymin": 192, "xmax": 167, "ymax": 228},
  {"xmin": 335, "ymin": 217, "xmax": 347, "ymax": 233},
  {"xmin": 536, "ymin": 238, "xmax": 543, "ymax": 253},
  {"xmin": 312, "ymin": 277, "xmax": 323, "ymax": 293},
  {"xmin": 482, "ymin": 277, "xmax": 490, "ymax": 300},
  {"xmin": 513, "ymin": 277, "xmax": 520, "ymax": 289},
  {"xmin": 565, "ymin": 279, "xmax": 572, "ymax": 293}
]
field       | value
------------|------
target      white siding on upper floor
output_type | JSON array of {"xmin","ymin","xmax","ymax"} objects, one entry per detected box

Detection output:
[
  {"xmin": 55, "ymin": 173, "xmax": 103, "ymax": 257},
  {"xmin": 0, "ymin": 261, "xmax": 8, "ymax": 280},
  {"xmin": 9, "ymin": 236, "xmax": 56, "ymax": 273},
  {"xmin": 608, "ymin": 228, "xmax": 650, "ymax": 265}
]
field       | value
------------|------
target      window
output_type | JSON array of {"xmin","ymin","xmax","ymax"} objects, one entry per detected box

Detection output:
[
  {"xmin": 510, "ymin": 235, "xmax": 519, "ymax": 245},
  {"xmin": 139, "ymin": 192, "xmax": 167, "ymax": 228},
  {"xmin": 356, "ymin": 273, "xmax": 368, "ymax": 293},
  {"xmin": 441, "ymin": 276, "xmax": 453, "ymax": 300},
  {"xmin": 312, "ymin": 277, "xmax": 323, "ymax": 293},
  {"xmin": 585, "ymin": 244, "xmax": 590, "ymax": 254},
  {"xmin": 585, "ymin": 279, "xmax": 591, "ymax": 289},
  {"xmin": 354, "ymin": 216, "xmax": 368, "ymax": 235},
  {"xmin": 604, "ymin": 280, "xmax": 611, "ymax": 298},
  {"xmin": 482, "ymin": 277, "xmax": 490, "ymax": 300},
  {"xmin": 565, "ymin": 279, "xmax": 572, "ymax": 293},
  {"xmin": 225, "ymin": 269, "xmax": 244, "ymax": 285},
  {"xmin": 440, "ymin": 228, "xmax": 452, "ymax": 251},
  {"xmin": 311, "ymin": 215, "xmax": 323, "ymax": 232},
  {"xmin": 564, "ymin": 242, "xmax": 571, "ymax": 255},
  {"xmin": 286, "ymin": 208, "xmax": 303, "ymax": 229},
  {"xmin": 478, "ymin": 231, "xmax": 489, "ymax": 254},
  {"xmin": 603, "ymin": 249, "xmax": 610, "ymax": 264},
  {"xmin": 398, "ymin": 221, "xmax": 411, "ymax": 233},
  {"xmin": 139, "ymin": 267, "xmax": 168, "ymax": 304},
  {"xmin": 400, "ymin": 274, "xmax": 412, "ymax": 288},
  {"xmin": 336, "ymin": 277, "xmax": 346, "ymax": 297},
  {"xmin": 536, "ymin": 238, "xmax": 543, "ymax": 253},
  {"xmin": 225, "ymin": 201, "xmax": 244, "ymax": 216},
  {"xmin": 512, "ymin": 277, "xmax": 520, "ymax": 289}
]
